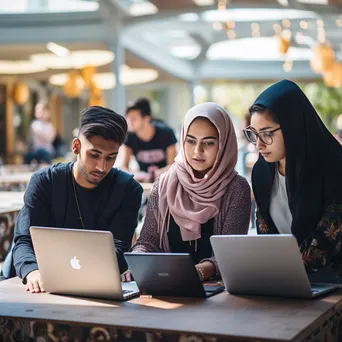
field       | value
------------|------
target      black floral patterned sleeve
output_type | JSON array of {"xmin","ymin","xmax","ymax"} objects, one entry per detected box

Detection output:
[
  {"xmin": 299, "ymin": 203, "xmax": 342, "ymax": 273},
  {"xmin": 256, "ymin": 210, "xmax": 271, "ymax": 234}
]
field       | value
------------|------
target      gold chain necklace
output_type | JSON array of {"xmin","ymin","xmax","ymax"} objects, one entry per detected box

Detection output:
[{"xmin": 72, "ymin": 166, "xmax": 85, "ymax": 229}]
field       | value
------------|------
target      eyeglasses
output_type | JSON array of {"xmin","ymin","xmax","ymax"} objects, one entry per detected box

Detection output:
[{"xmin": 243, "ymin": 126, "xmax": 281, "ymax": 145}]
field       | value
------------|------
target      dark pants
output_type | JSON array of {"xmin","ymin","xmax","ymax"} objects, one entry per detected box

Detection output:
[{"xmin": 24, "ymin": 148, "xmax": 53, "ymax": 164}]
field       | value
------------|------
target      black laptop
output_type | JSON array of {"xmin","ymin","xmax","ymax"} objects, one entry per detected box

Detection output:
[{"xmin": 124, "ymin": 253, "xmax": 224, "ymax": 298}]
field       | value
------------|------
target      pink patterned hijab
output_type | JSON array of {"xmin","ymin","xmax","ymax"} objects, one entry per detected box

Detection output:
[{"xmin": 158, "ymin": 102, "xmax": 238, "ymax": 243}]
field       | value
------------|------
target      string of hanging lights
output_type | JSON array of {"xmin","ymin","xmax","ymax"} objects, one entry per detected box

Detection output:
[
  {"xmin": 310, "ymin": 18, "xmax": 342, "ymax": 88},
  {"xmin": 211, "ymin": 2, "xmax": 340, "ymax": 83}
]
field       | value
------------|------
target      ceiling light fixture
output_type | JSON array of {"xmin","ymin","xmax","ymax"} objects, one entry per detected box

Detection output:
[
  {"xmin": 251, "ymin": 23, "xmax": 260, "ymax": 31},
  {"xmin": 0, "ymin": 60, "xmax": 47, "ymax": 74},
  {"xmin": 273, "ymin": 23, "xmax": 282, "ymax": 33},
  {"xmin": 283, "ymin": 60, "xmax": 293, "ymax": 72},
  {"xmin": 295, "ymin": 33, "xmax": 315, "ymax": 46},
  {"xmin": 129, "ymin": 2, "xmax": 158, "ymax": 16},
  {"xmin": 226, "ymin": 30, "xmax": 236, "ymax": 39},
  {"xmin": 213, "ymin": 22, "xmax": 223, "ymax": 30},
  {"xmin": 169, "ymin": 45, "xmax": 201, "ymax": 59},
  {"xmin": 336, "ymin": 16, "xmax": 342, "ymax": 27},
  {"xmin": 193, "ymin": 0, "xmax": 215, "ymax": 5},
  {"xmin": 282, "ymin": 19, "xmax": 291, "ymax": 28},
  {"xmin": 46, "ymin": 42, "xmax": 70, "ymax": 57},
  {"xmin": 225, "ymin": 21, "xmax": 235, "ymax": 29},
  {"xmin": 179, "ymin": 13, "xmax": 199, "ymax": 22},
  {"xmin": 202, "ymin": 9, "xmax": 317, "ymax": 22},
  {"xmin": 300, "ymin": 20, "xmax": 308, "ymax": 29},
  {"xmin": 251, "ymin": 23, "xmax": 261, "ymax": 38},
  {"xmin": 49, "ymin": 66, "xmax": 159, "ymax": 89},
  {"xmin": 217, "ymin": 0, "xmax": 227, "ymax": 11},
  {"xmin": 297, "ymin": 0, "xmax": 328, "ymax": 4},
  {"xmin": 30, "ymin": 50, "xmax": 114, "ymax": 69},
  {"xmin": 207, "ymin": 37, "xmax": 313, "ymax": 61},
  {"xmin": 317, "ymin": 19, "xmax": 324, "ymax": 27}
]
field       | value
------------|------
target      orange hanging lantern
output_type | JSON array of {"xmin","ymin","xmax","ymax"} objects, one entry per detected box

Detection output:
[
  {"xmin": 278, "ymin": 36, "xmax": 291, "ymax": 55},
  {"xmin": 63, "ymin": 70, "xmax": 83, "ymax": 98},
  {"xmin": 323, "ymin": 62, "xmax": 342, "ymax": 88},
  {"xmin": 323, "ymin": 70, "xmax": 335, "ymax": 88},
  {"xmin": 310, "ymin": 57, "xmax": 321, "ymax": 74},
  {"xmin": 311, "ymin": 43, "xmax": 335, "ymax": 74},
  {"xmin": 88, "ymin": 82, "xmax": 105, "ymax": 107},
  {"xmin": 81, "ymin": 65, "xmax": 96, "ymax": 87},
  {"xmin": 336, "ymin": 63, "xmax": 342, "ymax": 87},
  {"xmin": 12, "ymin": 82, "xmax": 30, "ymax": 105},
  {"xmin": 88, "ymin": 92, "xmax": 105, "ymax": 107},
  {"xmin": 89, "ymin": 80, "xmax": 101, "ymax": 97}
]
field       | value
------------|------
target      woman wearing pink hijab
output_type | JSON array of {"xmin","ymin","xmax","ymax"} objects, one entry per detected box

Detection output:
[{"xmin": 123, "ymin": 102, "xmax": 251, "ymax": 281}]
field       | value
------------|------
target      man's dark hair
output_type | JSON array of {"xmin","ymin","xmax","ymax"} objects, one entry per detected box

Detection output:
[
  {"xmin": 79, "ymin": 106, "xmax": 128, "ymax": 145},
  {"xmin": 249, "ymin": 104, "xmax": 279, "ymax": 124},
  {"xmin": 126, "ymin": 97, "xmax": 152, "ymax": 118}
]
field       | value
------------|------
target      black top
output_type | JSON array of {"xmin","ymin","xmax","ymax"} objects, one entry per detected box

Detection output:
[
  {"xmin": 167, "ymin": 215, "xmax": 214, "ymax": 265},
  {"xmin": 63, "ymin": 164, "xmax": 113, "ymax": 230},
  {"xmin": 13, "ymin": 163, "xmax": 143, "ymax": 280},
  {"xmin": 124, "ymin": 124, "xmax": 177, "ymax": 172}
]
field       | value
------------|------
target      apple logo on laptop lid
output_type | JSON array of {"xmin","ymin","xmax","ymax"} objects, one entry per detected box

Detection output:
[{"xmin": 70, "ymin": 256, "xmax": 81, "ymax": 270}]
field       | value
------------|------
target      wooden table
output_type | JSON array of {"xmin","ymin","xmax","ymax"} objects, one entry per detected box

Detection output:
[
  {"xmin": 0, "ymin": 191, "xmax": 24, "ymax": 209},
  {"xmin": 0, "ymin": 277, "xmax": 342, "ymax": 341},
  {"xmin": 0, "ymin": 172, "xmax": 32, "ymax": 191},
  {"xmin": 0, "ymin": 192, "xmax": 24, "ymax": 261},
  {"xmin": 0, "ymin": 191, "xmax": 24, "ymax": 215},
  {"xmin": 1, "ymin": 164, "xmax": 37, "ymax": 174}
]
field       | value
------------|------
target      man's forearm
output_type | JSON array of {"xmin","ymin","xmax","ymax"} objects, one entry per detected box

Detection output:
[
  {"xmin": 115, "ymin": 239, "xmax": 129, "ymax": 274},
  {"xmin": 13, "ymin": 236, "xmax": 38, "ymax": 280}
]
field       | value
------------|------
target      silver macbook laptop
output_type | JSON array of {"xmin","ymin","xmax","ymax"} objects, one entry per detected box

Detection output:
[
  {"xmin": 30, "ymin": 226, "xmax": 139, "ymax": 300},
  {"xmin": 210, "ymin": 234, "xmax": 341, "ymax": 299}
]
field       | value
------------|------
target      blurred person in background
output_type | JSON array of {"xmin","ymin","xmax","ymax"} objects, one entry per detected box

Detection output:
[
  {"xmin": 120, "ymin": 97, "xmax": 177, "ymax": 182},
  {"xmin": 52, "ymin": 133, "xmax": 68, "ymax": 160},
  {"xmin": 24, "ymin": 102, "xmax": 56, "ymax": 165}
]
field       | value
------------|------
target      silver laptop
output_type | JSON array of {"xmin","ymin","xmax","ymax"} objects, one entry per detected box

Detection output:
[
  {"xmin": 210, "ymin": 234, "xmax": 341, "ymax": 299},
  {"xmin": 30, "ymin": 226, "xmax": 139, "ymax": 300}
]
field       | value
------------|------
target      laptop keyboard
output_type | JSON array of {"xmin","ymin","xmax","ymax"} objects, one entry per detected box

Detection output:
[
  {"xmin": 203, "ymin": 285, "xmax": 224, "ymax": 293},
  {"xmin": 122, "ymin": 289, "xmax": 139, "ymax": 299},
  {"xmin": 310, "ymin": 283, "xmax": 341, "ymax": 295},
  {"xmin": 122, "ymin": 289, "xmax": 134, "ymax": 295}
]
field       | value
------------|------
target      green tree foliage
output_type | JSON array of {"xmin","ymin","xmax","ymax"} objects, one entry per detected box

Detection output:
[{"xmin": 301, "ymin": 82, "xmax": 342, "ymax": 131}]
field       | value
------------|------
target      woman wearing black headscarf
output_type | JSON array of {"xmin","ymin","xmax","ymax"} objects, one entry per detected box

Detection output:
[{"xmin": 244, "ymin": 80, "xmax": 342, "ymax": 279}]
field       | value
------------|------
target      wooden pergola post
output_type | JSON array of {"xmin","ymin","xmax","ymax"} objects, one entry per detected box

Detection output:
[{"xmin": 5, "ymin": 81, "xmax": 15, "ymax": 164}]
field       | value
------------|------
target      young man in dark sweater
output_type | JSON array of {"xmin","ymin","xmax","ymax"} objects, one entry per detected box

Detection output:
[{"xmin": 13, "ymin": 106, "xmax": 143, "ymax": 293}]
